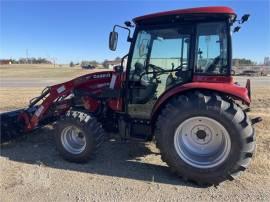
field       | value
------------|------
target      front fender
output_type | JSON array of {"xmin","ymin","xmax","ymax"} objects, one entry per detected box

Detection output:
[{"xmin": 151, "ymin": 82, "xmax": 250, "ymax": 122}]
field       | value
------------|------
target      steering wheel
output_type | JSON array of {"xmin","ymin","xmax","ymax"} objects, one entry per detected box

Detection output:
[
  {"xmin": 133, "ymin": 63, "xmax": 164, "ymax": 84},
  {"xmin": 148, "ymin": 64, "xmax": 165, "ymax": 72},
  {"xmin": 175, "ymin": 65, "xmax": 184, "ymax": 71},
  {"xmin": 174, "ymin": 61, "xmax": 188, "ymax": 70}
]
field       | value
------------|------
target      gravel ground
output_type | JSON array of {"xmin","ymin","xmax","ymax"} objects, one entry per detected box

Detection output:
[
  {"xmin": 1, "ymin": 128, "xmax": 269, "ymax": 202},
  {"xmin": 1, "ymin": 76, "xmax": 270, "ymax": 201}
]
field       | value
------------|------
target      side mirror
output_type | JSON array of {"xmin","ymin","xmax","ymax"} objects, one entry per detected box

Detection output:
[
  {"xmin": 241, "ymin": 14, "xmax": 250, "ymax": 23},
  {"xmin": 109, "ymin": 31, "xmax": 118, "ymax": 51}
]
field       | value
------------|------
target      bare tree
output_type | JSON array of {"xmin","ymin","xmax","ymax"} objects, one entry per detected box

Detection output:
[{"xmin": 69, "ymin": 61, "xmax": 74, "ymax": 67}]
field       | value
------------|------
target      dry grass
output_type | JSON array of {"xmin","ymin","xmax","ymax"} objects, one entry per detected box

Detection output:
[
  {"xmin": 246, "ymin": 86, "xmax": 270, "ymax": 177},
  {"xmin": 0, "ymin": 87, "xmax": 43, "ymax": 111},
  {"xmin": 0, "ymin": 64, "xmax": 98, "ymax": 79}
]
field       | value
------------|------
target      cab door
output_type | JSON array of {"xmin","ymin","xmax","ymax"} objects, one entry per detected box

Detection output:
[{"xmin": 127, "ymin": 25, "xmax": 193, "ymax": 119}]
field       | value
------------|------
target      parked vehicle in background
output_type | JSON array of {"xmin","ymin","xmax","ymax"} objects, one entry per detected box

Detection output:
[{"xmin": 81, "ymin": 64, "xmax": 96, "ymax": 69}]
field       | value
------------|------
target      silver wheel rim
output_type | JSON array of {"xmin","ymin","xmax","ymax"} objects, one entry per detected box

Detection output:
[
  {"xmin": 61, "ymin": 126, "xmax": 86, "ymax": 154},
  {"xmin": 174, "ymin": 116, "xmax": 231, "ymax": 168}
]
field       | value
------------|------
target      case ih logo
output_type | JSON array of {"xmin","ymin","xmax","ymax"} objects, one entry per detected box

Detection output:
[
  {"xmin": 74, "ymin": 73, "xmax": 112, "ymax": 85},
  {"xmin": 85, "ymin": 73, "xmax": 111, "ymax": 80},
  {"xmin": 92, "ymin": 73, "xmax": 111, "ymax": 79}
]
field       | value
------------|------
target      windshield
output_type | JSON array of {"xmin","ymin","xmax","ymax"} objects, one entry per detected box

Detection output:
[
  {"xmin": 129, "ymin": 26, "xmax": 192, "ymax": 98},
  {"xmin": 130, "ymin": 27, "xmax": 191, "ymax": 72}
]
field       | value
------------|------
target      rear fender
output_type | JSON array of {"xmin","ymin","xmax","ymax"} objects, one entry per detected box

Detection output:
[{"xmin": 151, "ymin": 82, "xmax": 250, "ymax": 125}]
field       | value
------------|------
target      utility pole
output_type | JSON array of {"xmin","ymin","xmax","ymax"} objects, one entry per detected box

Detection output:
[
  {"xmin": 205, "ymin": 36, "xmax": 210, "ymax": 59},
  {"xmin": 52, "ymin": 57, "xmax": 57, "ymax": 68},
  {"xmin": 26, "ymin": 49, "xmax": 29, "ymax": 64}
]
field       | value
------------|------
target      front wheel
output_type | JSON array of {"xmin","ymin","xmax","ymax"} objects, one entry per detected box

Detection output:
[
  {"xmin": 155, "ymin": 91, "xmax": 255, "ymax": 185},
  {"xmin": 54, "ymin": 110, "xmax": 105, "ymax": 163}
]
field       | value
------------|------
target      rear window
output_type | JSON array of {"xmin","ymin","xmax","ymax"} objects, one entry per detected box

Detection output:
[{"xmin": 195, "ymin": 22, "xmax": 229, "ymax": 75}]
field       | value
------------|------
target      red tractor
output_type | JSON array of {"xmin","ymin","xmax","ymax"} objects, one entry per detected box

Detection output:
[{"xmin": 1, "ymin": 7, "xmax": 261, "ymax": 185}]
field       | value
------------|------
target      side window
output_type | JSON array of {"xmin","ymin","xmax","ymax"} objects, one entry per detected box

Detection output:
[
  {"xmin": 195, "ymin": 22, "xmax": 228, "ymax": 74},
  {"xmin": 130, "ymin": 31, "xmax": 151, "ymax": 71}
]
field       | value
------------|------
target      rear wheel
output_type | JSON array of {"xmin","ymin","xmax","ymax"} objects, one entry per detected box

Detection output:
[
  {"xmin": 174, "ymin": 116, "xmax": 231, "ymax": 169},
  {"xmin": 55, "ymin": 110, "xmax": 105, "ymax": 163},
  {"xmin": 155, "ymin": 91, "xmax": 255, "ymax": 185}
]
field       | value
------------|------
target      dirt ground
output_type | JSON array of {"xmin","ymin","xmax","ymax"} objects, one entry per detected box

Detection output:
[{"xmin": 0, "ymin": 67, "xmax": 270, "ymax": 201}]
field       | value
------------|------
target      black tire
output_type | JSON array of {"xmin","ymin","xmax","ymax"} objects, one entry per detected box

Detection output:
[
  {"xmin": 155, "ymin": 91, "xmax": 255, "ymax": 185},
  {"xmin": 54, "ymin": 110, "xmax": 105, "ymax": 163}
]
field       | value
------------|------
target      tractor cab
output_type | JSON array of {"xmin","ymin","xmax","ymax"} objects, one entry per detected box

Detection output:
[{"xmin": 110, "ymin": 7, "xmax": 238, "ymax": 118}]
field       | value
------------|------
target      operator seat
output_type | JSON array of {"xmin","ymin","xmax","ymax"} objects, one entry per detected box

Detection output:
[
  {"xmin": 165, "ymin": 68, "xmax": 192, "ymax": 89},
  {"xmin": 165, "ymin": 73, "xmax": 175, "ymax": 89},
  {"xmin": 205, "ymin": 56, "xmax": 220, "ymax": 73},
  {"xmin": 130, "ymin": 62, "xmax": 158, "ymax": 104}
]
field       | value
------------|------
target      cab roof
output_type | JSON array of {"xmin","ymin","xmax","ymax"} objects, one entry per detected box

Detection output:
[{"xmin": 133, "ymin": 6, "xmax": 236, "ymax": 25}]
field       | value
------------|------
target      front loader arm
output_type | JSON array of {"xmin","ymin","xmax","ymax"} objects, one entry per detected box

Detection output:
[
  {"xmin": 24, "ymin": 82, "xmax": 74, "ymax": 131},
  {"xmin": 1, "ymin": 71, "xmax": 117, "ymax": 143},
  {"xmin": 0, "ymin": 82, "xmax": 74, "ymax": 143},
  {"xmin": 23, "ymin": 71, "xmax": 114, "ymax": 131}
]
